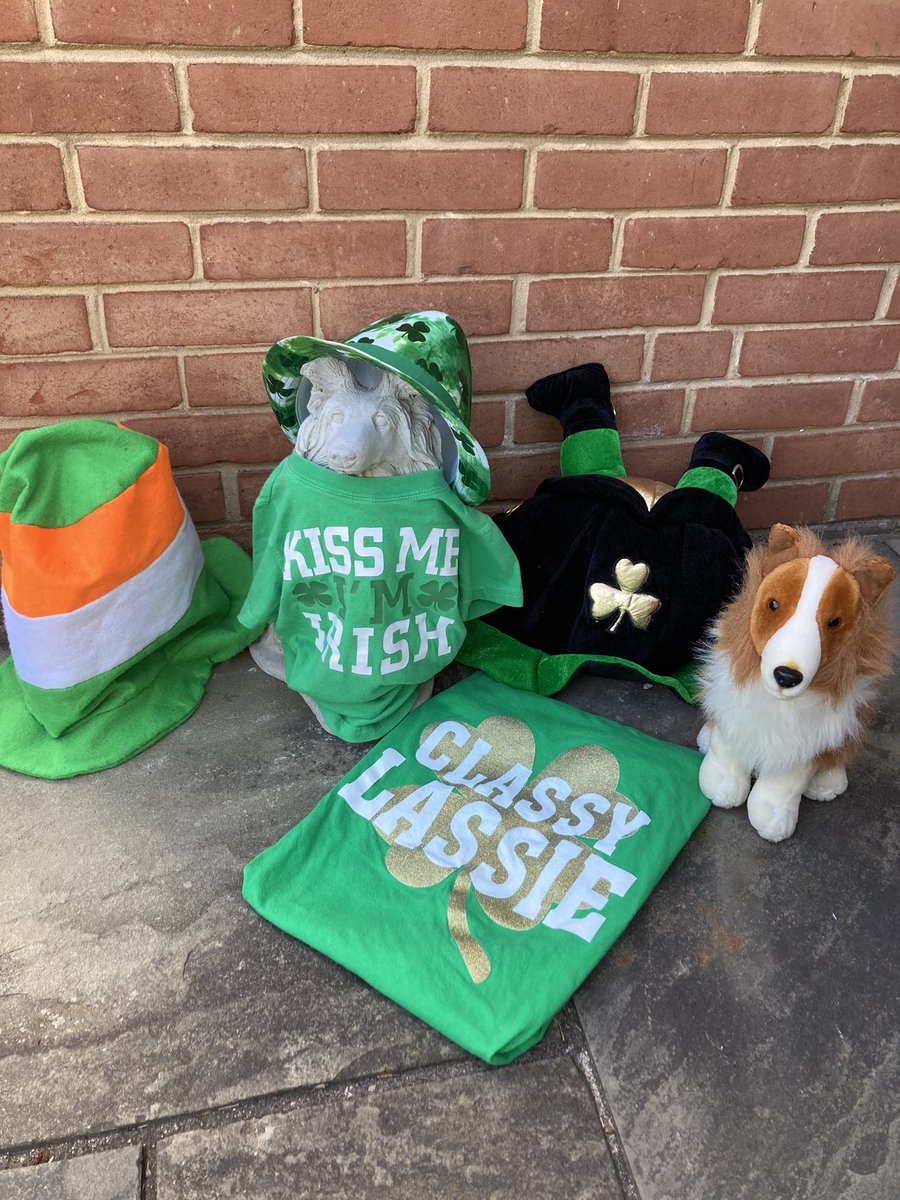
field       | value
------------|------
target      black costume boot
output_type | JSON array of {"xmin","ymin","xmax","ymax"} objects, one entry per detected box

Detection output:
[{"xmin": 526, "ymin": 364, "xmax": 624, "ymax": 478}]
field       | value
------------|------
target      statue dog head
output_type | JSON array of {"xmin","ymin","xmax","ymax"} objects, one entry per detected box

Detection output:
[{"xmin": 297, "ymin": 357, "xmax": 443, "ymax": 478}]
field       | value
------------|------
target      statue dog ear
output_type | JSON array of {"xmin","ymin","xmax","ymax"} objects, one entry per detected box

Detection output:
[{"xmin": 300, "ymin": 358, "xmax": 355, "ymax": 414}]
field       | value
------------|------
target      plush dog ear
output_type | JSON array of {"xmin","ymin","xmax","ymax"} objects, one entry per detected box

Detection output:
[
  {"xmin": 300, "ymin": 357, "xmax": 354, "ymax": 412},
  {"xmin": 763, "ymin": 523, "xmax": 804, "ymax": 575},
  {"xmin": 853, "ymin": 556, "xmax": 896, "ymax": 604}
]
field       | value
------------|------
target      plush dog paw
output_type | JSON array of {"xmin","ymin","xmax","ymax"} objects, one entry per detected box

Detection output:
[
  {"xmin": 699, "ymin": 754, "xmax": 751, "ymax": 809},
  {"xmin": 804, "ymin": 765, "xmax": 848, "ymax": 802},
  {"xmin": 747, "ymin": 787, "xmax": 800, "ymax": 843},
  {"xmin": 696, "ymin": 723, "xmax": 711, "ymax": 755}
]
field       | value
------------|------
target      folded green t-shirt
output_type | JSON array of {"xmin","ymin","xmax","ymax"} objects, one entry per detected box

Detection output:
[{"xmin": 243, "ymin": 673, "xmax": 709, "ymax": 1064}]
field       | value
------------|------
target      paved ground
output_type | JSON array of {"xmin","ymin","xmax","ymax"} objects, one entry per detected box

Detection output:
[{"xmin": 1, "ymin": 531, "xmax": 897, "ymax": 1200}]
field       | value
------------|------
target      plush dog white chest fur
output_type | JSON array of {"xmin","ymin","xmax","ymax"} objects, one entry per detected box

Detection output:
[{"xmin": 700, "ymin": 642, "xmax": 872, "ymax": 775}]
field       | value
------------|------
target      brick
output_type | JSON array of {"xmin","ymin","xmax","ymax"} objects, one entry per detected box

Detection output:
[
  {"xmin": 429, "ymin": 67, "xmax": 638, "ymax": 135},
  {"xmin": 175, "ymin": 471, "xmax": 226, "ymax": 523},
  {"xmin": 319, "ymin": 281, "xmax": 512, "ymax": 341},
  {"xmin": 733, "ymin": 146, "xmax": 900, "ymax": 206},
  {"xmin": 201, "ymin": 220, "xmax": 406, "ymax": 281},
  {"xmin": 303, "ymin": 0, "xmax": 527, "ymax": 49},
  {"xmin": 105, "ymin": 288, "xmax": 312, "ymax": 348},
  {"xmin": 514, "ymin": 388, "xmax": 683, "ymax": 444},
  {"xmin": 185, "ymin": 353, "xmax": 268, "ymax": 408},
  {"xmin": 836, "ymin": 476, "xmax": 900, "ymax": 520},
  {"xmin": 534, "ymin": 149, "xmax": 725, "ymax": 211},
  {"xmin": 713, "ymin": 270, "xmax": 884, "ymax": 325},
  {"xmin": 2, "ymin": 0, "xmax": 38, "ymax": 40},
  {"xmin": 858, "ymin": 377, "xmax": 900, "ymax": 422},
  {"xmin": 50, "ymin": 0, "xmax": 293, "ymax": 46},
  {"xmin": 843, "ymin": 75, "xmax": 900, "ymax": 133},
  {"xmin": 470, "ymin": 400, "xmax": 506, "ymax": 450},
  {"xmin": 771, "ymin": 428, "xmax": 900, "ymax": 479},
  {"xmin": 470, "ymin": 335, "xmax": 644, "ymax": 393},
  {"xmin": 189, "ymin": 64, "xmax": 416, "ymax": 134},
  {"xmin": 740, "ymin": 326, "xmax": 900, "ymax": 377},
  {"xmin": 127, "ymin": 412, "xmax": 287, "ymax": 467},
  {"xmin": 737, "ymin": 483, "xmax": 830, "ymax": 531},
  {"xmin": 0, "ymin": 145, "xmax": 67, "ymax": 211},
  {"xmin": 0, "ymin": 357, "xmax": 181, "ymax": 418},
  {"xmin": 79, "ymin": 147, "xmax": 308, "ymax": 212},
  {"xmin": 540, "ymin": 0, "xmax": 749, "ymax": 53},
  {"xmin": 201, "ymin": 520, "xmax": 252, "ymax": 551},
  {"xmin": 488, "ymin": 449, "xmax": 559, "ymax": 500},
  {"xmin": 422, "ymin": 217, "xmax": 612, "ymax": 277},
  {"xmin": 319, "ymin": 150, "xmax": 525, "ymax": 213},
  {"xmin": 622, "ymin": 440, "xmax": 704, "ymax": 487},
  {"xmin": 692, "ymin": 382, "xmax": 853, "ymax": 432},
  {"xmin": 756, "ymin": 0, "xmax": 900, "ymax": 58},
  {"xmin": 651, "ymin": 332, "xmax": 732, "ymax": 383},
  {"xmin": 238, "ymin": 469, "xmax": 271, "ymax": 516},
  {"xmin": 811, "ymin": 210, "xmax": 900, "ymax": 265},
  {"xmin": 0, "ymin": 62, "xmax": 179, "ymax": 133},
  {"xmin": 0, "ymin": 222, "xmax": 192, "ymax": 287},
  {"xmin": 0, "ymin": 296, "xmax": 92, "ymax": 355},
  {"xmin": 623, "ymin": 215, "xmax": 806, "ymax": 271},
  {"xmin": 645, "ymin": 72, "xmax": 840, "ymax": 136},
  {"xmin": 527, "ymin": 276, "xmax": 705, "ymax": 333}
]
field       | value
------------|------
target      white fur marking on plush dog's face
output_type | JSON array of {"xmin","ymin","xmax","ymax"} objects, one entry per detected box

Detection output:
[{"xmin": 759, "ymin": 555, "xmax": 838, "ymax": 699}]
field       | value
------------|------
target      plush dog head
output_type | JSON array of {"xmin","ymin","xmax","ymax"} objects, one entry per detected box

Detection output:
[
  {"xmin": 726, "ymin": 524, "xmax": 895, "ymax": 700},
  {"xmin": 296, "ymin": 357, "xmax": 443, "ymax": 477}
]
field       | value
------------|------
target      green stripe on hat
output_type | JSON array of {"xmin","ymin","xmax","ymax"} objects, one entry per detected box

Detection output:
[
  {"xmin": 0, "ymin": 419, "xmax": 159, "ymax": 528},
  {"xmin": 0, "ymin": 538, "xmax": 263, "ymax": 779}
]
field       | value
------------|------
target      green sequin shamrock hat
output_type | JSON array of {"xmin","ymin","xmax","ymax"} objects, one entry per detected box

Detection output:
[{"xmin": 262, "ymin": 311, "xmax": 490, "ymax": 505}]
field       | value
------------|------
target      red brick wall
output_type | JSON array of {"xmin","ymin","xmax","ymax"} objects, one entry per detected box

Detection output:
[{"xmin": 1, "ymin": 0, "xmax": 898, "ymax": 540}]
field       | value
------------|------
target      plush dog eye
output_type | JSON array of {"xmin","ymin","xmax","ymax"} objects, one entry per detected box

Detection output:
[
  {"xmin": 768, "ymin": 598, "xmax": 778, "ymax": 611},
  {"xmin": 828, "ymin": 616, "xmax": 841, "ymax": 628}
]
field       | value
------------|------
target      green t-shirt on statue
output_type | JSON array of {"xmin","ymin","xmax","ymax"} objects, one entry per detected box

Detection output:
[{"xmin": 239, "ymin": 453, "xmax": 523, "ymax": 740}]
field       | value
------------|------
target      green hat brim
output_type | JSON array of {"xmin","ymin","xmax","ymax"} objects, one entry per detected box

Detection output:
[
  {"xmin": 263, "ymin": 335, "xmax": 490, "ymax": 507},
  {"xmin": 0, "ymin": 538, "xmax": 264, "ymax": 780}
]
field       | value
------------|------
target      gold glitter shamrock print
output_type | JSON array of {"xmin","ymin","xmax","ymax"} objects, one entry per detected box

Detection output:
[
  {"xmin": 339, "ymin": 717, "xmax": 650, "ymax": 984},
  {"xmin": 589, "ymin": 558, "xmax": 661, "ymax": 633}
]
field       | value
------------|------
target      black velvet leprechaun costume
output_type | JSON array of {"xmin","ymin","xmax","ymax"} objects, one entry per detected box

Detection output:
[{"xmin": 458, "ymin": 364, "xmax": 770, "ymax": 702}]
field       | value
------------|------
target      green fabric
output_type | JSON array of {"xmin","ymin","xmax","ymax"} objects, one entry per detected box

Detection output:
[
  {"xmin": 560, "ymin": 428, "xmax": 626, "ymax": 479},
  {"xmin": 0, "ymin": 539, "xmax": 264, "ymax": 779},
  {"xmin": 243, "ymin": 672, "xmax": 709, "ymax": 1064},
  {"xmin": 0, "ymin": 419, "xmax": 159, "ymax": 527},
  {"xmin": 458, "ymin": 618, "xmax": 699, "ymax": 704},
  {"xmin": 262, "ymin": 311, "xmax": 490, "ymax": 506},
  {"xmin": 676, "ymin": 466, "xmax": 738, "ymax": 506},
  {"xmin": 238, "ymin": 453, "xmax": 522, "ymax": 741}
]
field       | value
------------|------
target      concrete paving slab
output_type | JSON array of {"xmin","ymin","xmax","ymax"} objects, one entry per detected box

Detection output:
[
  {"xmin": 0, "ymin": 655, "xmax": 464, "ymax": 1149},
  {"xmin": 155, "ymin": 1058, "xmax": 619, "ymax": 1200},
  {"xmin": 575, "ymin": 537, "xmax": 900, "ymax": 1200},
  {"xmin": 0, "ymin": 1147, "xmax": 140, "ymax": 1200}
]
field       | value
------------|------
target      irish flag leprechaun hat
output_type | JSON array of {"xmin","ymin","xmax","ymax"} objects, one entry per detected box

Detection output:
[
  {"xmin": 262, "ymin": 310, "xmax": 490, "ymax": 505},
  {"xmin": 0, "ymin": 419, "xmax": 262, "ymax": 779}
]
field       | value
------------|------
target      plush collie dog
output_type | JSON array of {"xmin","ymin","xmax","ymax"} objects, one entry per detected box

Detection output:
[{"xmin": 698, "ymin": 523, "xmax": 895, "ymax": 842}]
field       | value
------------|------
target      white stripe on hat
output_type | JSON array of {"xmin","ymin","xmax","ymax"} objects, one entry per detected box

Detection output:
[{"xmin": 2, "ymin": 507, "xmax": 204, "ymax": 691}]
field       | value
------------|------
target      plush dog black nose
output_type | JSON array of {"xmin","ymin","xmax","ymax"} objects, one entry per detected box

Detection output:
[{"xmin": 774, "ymin": 666, "xmax": 804, "ymax": 689}]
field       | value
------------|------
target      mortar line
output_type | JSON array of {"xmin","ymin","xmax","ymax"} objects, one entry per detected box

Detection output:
[
  {"xmin": 831, "ymin": 72, "xmax": 855, "ymax": 134},
  {"xmin": 633, "ymin": 70, "xmax": 651, "ymax": 137},
  {"xmin": 172, "ymin": 61, "xmax": 193, "ymax": 134},
  {"xmin": 59, "ymin": 141, "xmax": 87, "ymax": 212},
  {"xmin": 744, "ymin": 0, "xmax": 764, "ymax": 55},
  {"xmin": 31, "ymin": 0, "xmax": 55, "ymax": 43},
  {"xmin": 875, "ymin": 265, "xmax": 900, "ymax": 320},
  {"xmin": 291, "ymin": 0, "xmax": 304, "ymax": 47}
]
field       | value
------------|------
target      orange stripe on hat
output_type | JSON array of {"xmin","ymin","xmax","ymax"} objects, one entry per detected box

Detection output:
[{"xmin": 0, "ymin": 442, "xmax": 185, "ymax": 618}]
